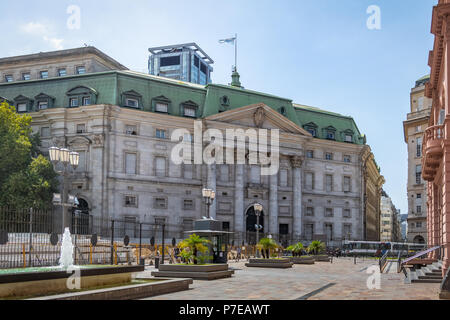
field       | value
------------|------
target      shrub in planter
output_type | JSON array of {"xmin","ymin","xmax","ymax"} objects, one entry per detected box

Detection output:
[
  {"xmin": 177, "ymin": 234, "xmax": 210, "ymax": 265},
  {"xmin": 307, "ymin": 240, "xmax": 326, "ymax": 256}
]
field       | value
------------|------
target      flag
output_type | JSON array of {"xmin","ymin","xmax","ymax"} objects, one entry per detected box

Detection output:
[{"xmin": 219, "ymin": 37, "xmax": 236, "ymax": 44}]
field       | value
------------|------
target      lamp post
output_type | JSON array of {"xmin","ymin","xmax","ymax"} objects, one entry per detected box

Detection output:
[
  {"xmin": 254, "ymin": 203, "xmax": 263, "ymax": 257},
  {"xmin": 49, "ymin": 146, "xmax": 79, "ymax": 233},
  {"xmin": 202, "ymin": 188, "xmax": 216, "ymax": 219}
]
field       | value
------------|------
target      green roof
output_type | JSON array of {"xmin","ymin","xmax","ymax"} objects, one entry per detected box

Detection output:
[{"xmin": 0, "ymin": 70, "xmax": 365, "ymax": 145}]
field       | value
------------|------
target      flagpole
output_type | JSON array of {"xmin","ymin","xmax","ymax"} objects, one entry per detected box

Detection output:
[{"xmin": 235, "ymin": 33, "xmax": 238, "ymax": 72}]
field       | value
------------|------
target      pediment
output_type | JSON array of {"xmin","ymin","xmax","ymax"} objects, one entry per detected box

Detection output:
[
  {"xmin": 67, "ymin": 86, "xmax": 97, "ymax": 96},
  {"xmin": 122, "ymin": 90, "xmax": 142, "ymax": 98},
  {"xmin": 67, "ymin": 136, "xmax": 91, "ymax": 147},
  {"xmin": 14, "ymin": 94, "xmax": 32, "ymax": 101},
  {"xmin": 205, "ymin": 103, "xmax": 312, "ymax": 136}
]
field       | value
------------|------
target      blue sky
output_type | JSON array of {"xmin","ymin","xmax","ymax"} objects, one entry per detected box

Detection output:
[{"xmin": 0, "ymin": 0, "xmax": 437, "ymax": 216}]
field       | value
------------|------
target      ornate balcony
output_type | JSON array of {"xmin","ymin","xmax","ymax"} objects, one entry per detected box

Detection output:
[{"xmin": 422, "ymin": 124, "xmax": 445, "ymax": 181}]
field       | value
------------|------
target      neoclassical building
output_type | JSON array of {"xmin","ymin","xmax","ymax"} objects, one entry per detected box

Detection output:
[{"xmin": 0, "ymin": 47, "xmax": 384, "ymax": 246}]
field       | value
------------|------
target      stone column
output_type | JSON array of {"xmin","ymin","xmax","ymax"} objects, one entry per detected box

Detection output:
[
  {"xmin": 234, "ymin": 164, "xmax": 245, "ymax": 237},
  {"xmin": 207, "ymin": 163, "xmax": 217, "ymax": 219},
  {"xmin": 441, "ymin": 138, "xmax": 450, "ymax": 277},
  {"xmin": 269, "ymin": 170, "xmax": 278, "ymax": 236},
  {"xmin": 291, "ymin": 156, "xmax": 303, "ymax": 240}
]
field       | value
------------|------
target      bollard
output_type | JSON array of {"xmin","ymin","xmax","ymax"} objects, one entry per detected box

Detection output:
[
  {"xmin": 354, "ymin": 255, "xmax": 356, "ymax": 265},
  {"xmin": 155, "ymin": 257, "xmax": 160, "ymax": 269}
]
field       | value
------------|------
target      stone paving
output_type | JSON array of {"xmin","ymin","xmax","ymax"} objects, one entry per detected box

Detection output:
[{"xmin": 139, "ymin": 258, "xmax": 442, "ymax": 300}]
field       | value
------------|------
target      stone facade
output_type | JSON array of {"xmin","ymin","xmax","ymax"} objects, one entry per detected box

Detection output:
[
  {"xmin": 403, "ymin": 76, "xmax": 431, "ymax": 244},
  {"xmin": 380, "ymin": 191, "xmax": 402, "ymax": 242},
  {"xmin": 0, "ymin": 47, "xmax": 384, "ymax": 246}
]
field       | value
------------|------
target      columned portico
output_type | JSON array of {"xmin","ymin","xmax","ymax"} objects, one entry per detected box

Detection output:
[
  {"xmin": 291, "ymin": 156, "xmax": 303, "ymax": 238},
  {"xmin": 234, "ymin": 164, "xmax": 245, "ymax": 235},
  {"xmin": 207, "ymin": 163, "xmax": 217, "ymax": 219}
]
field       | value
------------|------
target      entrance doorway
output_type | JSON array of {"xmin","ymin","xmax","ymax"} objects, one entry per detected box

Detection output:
[{"xmin": 246, "ymin": 206, "xmax": 264, "ymax": 244}]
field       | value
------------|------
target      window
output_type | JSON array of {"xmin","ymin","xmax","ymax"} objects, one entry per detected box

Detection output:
[
  {"xmin": 38, "ymin": 101, "xmax": 48, "ymax": 110},
  {"xmin": 325, "ymin": 174, "xmax": 333, "ymax": 192},
  {"xmin": 345, "ymin": 135, "xmax": 353, "ymax": 143},
  {"xmin": 183, "ymin": 199, "xmax": 194, "ymax": 210},
  {"xmin": 58, "ymin": 69, "xmax": 66, "ymax": 77},
  {"xmin": 125, "ymin": 98, "xmax": 139, "ymax": 108},
  {"xmin": 325, "ymin": 208, "xmax": 334, "ymax": 217},
  {"xmin": 155, "ymin": 103, "xmax": 168, "ymax": 113},
  {"xmin": 305, "ymin": 172, "xmax": 314, "ymax": 190},
  {"xmin": 40, "ymin": 127, "xmax": 51, "ymax": 137},
  {"xmin": 343, "ymin": 176, "xmax": 351, "ymax": 192},
  {"xmin": 16, "ymin": 103, "xmax": 27, "ymax": 113},
  {"xmin": 155, "ymin": 217, "xmax": 166, "ymax": 225},
  {"xmin": 415, "ymin": 125, "xmax": 421, "ymax": 133},
  {"xmin": 343, "ymin": 209, "xmax": 351, "ymax": 218},
  {"xmin": 183, "ymin": 133, "xmax": 193, "ymax": 142},
  {"xmin": 306, "ymin": 207, "xmax": 314, "ymax": 216},
  {"xmin": 415, "ymin": 165, "xmax": 422, "ymax": 184},
  {"xmin": 222, "ymin": 222, "xmax": 230, "ymax": 231},
  {"xmin": 126, "ymin": 125, "xmax": 137, "ymax": 136},
  {"xmin": 416, "ymin": 137, "xmax": 422, "ymax": 157},
  {"xmin": 156, "ymin": 129, "xmax": 167, "ymax": 139},
  {"xmin": 325, "ymin": 153, "xmax": 333, "ymax": 160},
  {"xmin": 308, "ymin": 128, "xmax": 316, "ymax": 137},
  {"xmin": 160, "ymin": 56, "xmax": 180, "ymax": 67},
  {"xmin": 343, "ymin": 224, "xmax": 352, "ymax": 239},
  {"xmin": 22, "ymin": 73, "xmax": 30, "ymax": 81},
  {"xmin": 416, "ymin": 206, "xmax": 422, "ymax": 214},
  {"xmin": 184, "ymin": 106, "xmax": 197, "ymax": 118},
  {"xmin": 155, "ymin": 157, "xmax": 166, "ymax": 177},
  {"xmin": 154, "ymin": 197, "xmax": 167, "ymax": 209},
  {"xmin": 416, "ymin": 222, "xmax": 422, "ymax": 228},
  {"xmin": 124, "ymin": 195, "xmax": 137, "ymax": 207},
  {"xmin": 343, "ymin": 155, "xmax": 351, "ymax": 163},
  {"xmin": 82, "ymin": 96, "xmax": 91, "ymax": 106},
  {"xmin": 306, "ymin": 150, "xmax": 314, "ymax": 159},
  {"xmin": 279, "ymin": 224, "xmax": 289, "ymax": 235},
  {"xmin": 417, "ymin": 97, "xmax": 424, "ymax": 111},
  {"xmin": 40, "ymin": 71, "xmax": 48, "ymax": 79},
  {"xmin": 125, "ymin": 153, "xmax": 137, "ymax": 175},
  {"xmin": 5, "ymin": 75, "xmax": 13, "ymax": 82},
  {"xmin": 183, "ymin": 219, "xmax": 194, "ymax": 231},
  {"xmin": 70, "ymin": 98, "xmax": 79, "ymax": 108},
  {"xmin": 417, "ymin": 194, "xmax": 422, "ymax": 199},
  {"xmin": 325, "ymin": 223, "xmax": 333, "ymax": 241},
  {"xmin": 76, "ymin": 66, "xmax": 86, "ymax": 75},
  {"xmin": 76, "ymin": 124, "xmax": 86, "ymax": 134},
  {"xmin": 326, "ymin": 132, "xmax": 335, "ymax": 140},
  {"xmin": 279, "ymin": 169, "xmax": 288, "ymax": 187},
  {"xmin": 305, "ymin": 224, "xmax": 314, "ymax": 240}
]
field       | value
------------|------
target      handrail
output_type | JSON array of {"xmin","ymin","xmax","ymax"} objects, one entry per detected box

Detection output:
[
  {"xmin": 379, "ymin": 250, "xmax": 389, "ymax": 273},
  {"xmin": 401, "ymin": 246, "xmax": 441, "ymax": 266}
]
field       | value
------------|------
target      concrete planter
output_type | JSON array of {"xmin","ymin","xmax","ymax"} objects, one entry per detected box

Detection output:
[
  {"xmin": 31, "ymin": 278, "xmax": 193, "ymax": 300},
  {"xmin": 291, "ymin": 256, "xmax": 315, "ymax": 265},
  {"xmin": 313, "ymin": 255, "xmax": 331, "ymax": 262},
  {"xmin": 245, "ymin": 258, "xmax": 293, "ymax": 269},
  {"xmin": 0, "ymin": 265, "xmax": 144, "ymax": 299},
  {"xmin": 151, "ymin": 264, "xmax": 234, "ymax": 280}
]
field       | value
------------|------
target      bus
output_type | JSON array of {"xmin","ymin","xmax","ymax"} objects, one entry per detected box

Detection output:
[{"xmin": 342, "ymin": 241, "xmax": 427, "ymax": 257}]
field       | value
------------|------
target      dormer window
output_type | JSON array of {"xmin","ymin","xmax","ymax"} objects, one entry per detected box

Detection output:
[
  {"xmin": 67, "ymin": 86, "xmax": 97, "ymax": 108},
  {"xmin": 152, "ymin": 96, "xmax": 171, "ymax": 114},
  {"xmin": 181, "ymin": 101, "xmax": 199, "ymax": 118},
  {"xmin": 16, "ymin": 103, "xmax": 27, "ymax": 113},
  {"xmin": 323, "ymin": 126, "xmax": 337, "ymax": 140},
  {"xmin": 5, "ymin": 75, "xmax": 13, "ymax": 82},
  {"xmin": 40, "ymin": 71, "xmax": 48, "ymax": 79},
  {"xmin": 279, "ymin": 106, "xmax": 287, "ymax": 116},
  {"xmin": 304, "ymin": 122, "xmax": 318, "ymax": 137},
  {"xmin": 14, "ymin": 95, "xmax": 33, "ymax": 113},
  {"xmin": 38, "ymin": 101, "xmax": 48, "ymax": 110},
  {"xmin": 345, "ymin": 134, "xmax": 353, "ymax": 143},
  {"xmin": 22, "ymin": 73, "xmax": 31, "ymax": 81},
  {"xmin": 126, "ymin": 98, "xmax": 139, "ymax": 108},
  {"xmin": 327, "ymin": 132, "xmax": 335, "ymax": 140},
  {"xmin": 308, "ymin": 128, "xmax": 316, "ymax": 136},
  {"xmin": 34, "ymin": 93, "xmax": 55, "ymax": 111},
  {"xmin": 155, "ymin": 103, "xmax": 168, "ymax": 113},
  {"xmin": 58, "ymin": 69, "xmax": 67, "ymax": 77}
]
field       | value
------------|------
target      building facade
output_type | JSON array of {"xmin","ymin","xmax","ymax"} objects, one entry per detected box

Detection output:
[
  {"xmin": 148, "ymin": 43, "xmax": 213, "ymax": 85},
  {"xmin": 0, "ymin": 47, "xmax": 384, "ymax": 247},
  {"xmin": 380, "ymin": 191, "xmax": 402, "ymax": 242},
  {"xmin": 403, "ymin": 75, "xmax": 432, "ymax": 244},
  {"xmin": 422, "ymin": 0, "xmax": 450, "ymax": 281}
]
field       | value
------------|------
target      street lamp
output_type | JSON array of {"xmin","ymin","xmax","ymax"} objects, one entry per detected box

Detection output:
[
  {"xmin": 254, "ymin": 203, "xmax": 263, "ymax": 257},
  {"xmin": 49, "ymin": 146, "xmax": 80, "ymax": 233},
  {"xmin": 202, "ymin": 188, "xmax": 216, "ymax": 219}
]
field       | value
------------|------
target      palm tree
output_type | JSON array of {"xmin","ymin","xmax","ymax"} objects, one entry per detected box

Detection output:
[
  {"xmin": 258, "ymin": 238, "xmax": 277, "ymax": 259},
  {"xmin": 292, "ymin": 242, "xmax": 305, "ymax": 257},
  {"xmin": 307, "ymin": 240, "xmax": 325, "ymax": 256},
  {"xmin": 178, "ymin": 234, "xmax": 210, "ymax": 265}
]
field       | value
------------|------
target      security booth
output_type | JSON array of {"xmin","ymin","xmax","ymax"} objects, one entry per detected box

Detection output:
[{"xmin": 185, "ymin": 219, "xmax": 233, "ymax": 264}]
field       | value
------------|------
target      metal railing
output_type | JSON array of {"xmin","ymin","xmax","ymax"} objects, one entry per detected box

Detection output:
[{"xmin": 379, "ymin": 250, "xmax": 389, "ymax": 273}]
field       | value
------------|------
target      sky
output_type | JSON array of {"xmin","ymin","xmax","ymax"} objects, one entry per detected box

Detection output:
[{"xmin": 0, "ymin": 0, "xmax": 437, "ymax": 216}]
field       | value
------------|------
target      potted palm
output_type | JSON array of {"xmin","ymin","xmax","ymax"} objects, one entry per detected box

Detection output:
[
  {"xmin": 151, "ymin": 234, "xmax": 234, "ymax": 280},
  {"xmin": 285, "ymin": 242, "xmax": 315, "ymax": 264},
  {"xmin": 307, "ymin": 241, "xmax": 330, "ymax": 262},
  {"xmin": 246, "ymin": 238, "xmax": 293, "ymax": 268}
]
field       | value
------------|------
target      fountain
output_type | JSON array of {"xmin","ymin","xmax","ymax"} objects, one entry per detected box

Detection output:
[{"xmin": 59, "ymin": 228, "xmax": 74, "ymax": 269}]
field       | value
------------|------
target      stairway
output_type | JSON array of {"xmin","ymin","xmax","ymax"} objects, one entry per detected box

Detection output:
[{"xmin": 404, "ymin": 261, "xmax": 443, "ymax": 284}]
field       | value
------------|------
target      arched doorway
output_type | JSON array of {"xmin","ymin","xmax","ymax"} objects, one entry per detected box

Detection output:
[
  {"xmin": 71, "ymin": 198, "xmax": 90, "ymax": 235},
  {"xmin": 413, "ymin": 235, "xmax": 425, "ymax": 244},
  {"xmin": 246, "ymin": 205, "xmax": 264, "ymax": 245}
]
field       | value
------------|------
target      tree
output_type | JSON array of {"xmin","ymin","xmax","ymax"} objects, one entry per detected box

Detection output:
[
  {"xmin": 307, "ymin": 240, "xmax": 326, "ymax": 256},
  {"xmin": 258, "ymin": 238, "xmax": 278, "ymax": 259},
  {"xmin": 0, "ymin": 101, "xmax": 58, "ymax": 208},
  {"xmin": 287, "ymin": 242, "xmax": 304, "ymax": 257},
  {"xmin": 178, "ymin": 234, "xmax": 210, "ymax": 265}
]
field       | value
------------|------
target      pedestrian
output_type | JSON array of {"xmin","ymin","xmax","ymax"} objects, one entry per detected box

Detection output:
[{"xmin": 236, "ymin": 247, "xmax": 241, "ymax": 262}]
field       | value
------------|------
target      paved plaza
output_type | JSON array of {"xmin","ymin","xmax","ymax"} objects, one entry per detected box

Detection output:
[{"xmin": 139, "ymin": 258, "xmax": 441, "ymax": 300}]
